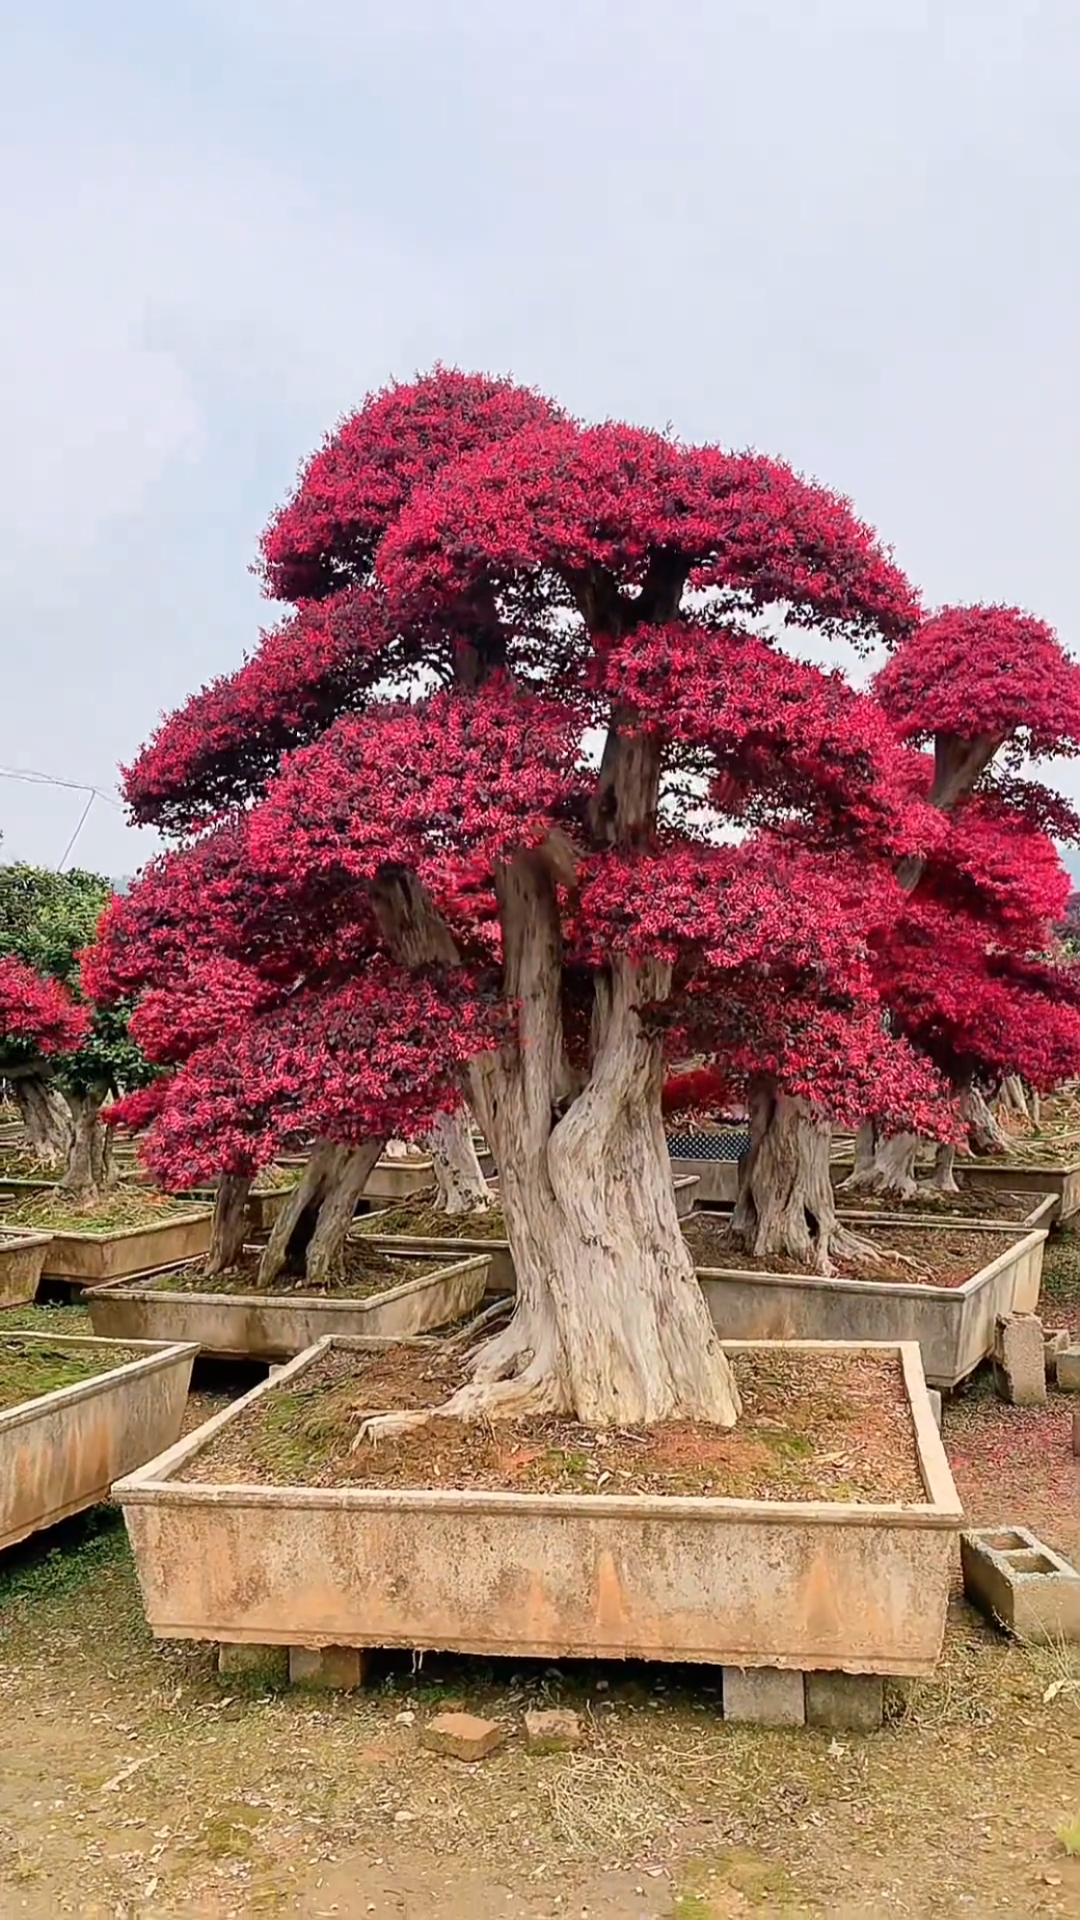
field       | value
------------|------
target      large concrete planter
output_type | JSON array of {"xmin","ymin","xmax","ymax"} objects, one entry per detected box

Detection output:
[
  {"xmin": 365, "ymin": 1156, "xmax": 436, "ymax": 1201},
  {"xmin": 358, "ymin": 1174, "xmax": 702, "ymax": 1298},
  {"xmin": 0, "ymin": 1229, "xmax": 51, "ymax": 1307},
  {"xmin": 695, "ymin": 1225, "xmax": 1047, "ymax": 1391},
  {"xmin": 1, "ymin": 1333, "xmax": 197, "ymax": 1551},
  {"xmin": 0, "ymin": 1174, "xmax": 57, "ymax": 1197},
  {"xmin": 116, "ymin": 1336, "xmax": 960, "ymax": 1678},
  {"xmin": 665, "ymin": 1131, "xmax": 746, "ymax": 1207},
  {"xmin": 951, "ymin": 1159, "xmax": 1080, "ymax": 1223},
  {"xmin": 85, "ymin": 1253, "xmax": 490, "ymax": 1361},
  {"xmin": 40, "ymin": 1210, "xmax": 213, "ymax": 1288}
]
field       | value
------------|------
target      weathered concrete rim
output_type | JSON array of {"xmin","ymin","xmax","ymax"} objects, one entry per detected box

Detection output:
[
  {"xmin": 837, "ymin": 1198, "xmax": 1057, "ymax": 1231},
  {"xmin": 0, "ymin": 1332, "xmax": 199, "ymax": 1435},
  {"xmin": 0, "ymin": 1226, "xmax": 52, "ymax": 1249},
  {"xmin": 114, "ymin": 1334, "xmax": 962, "ymax": 1527},
  {"xmin": 85, "ymin": 1252, "xmax": 489, "ymax": 1315},
  {"xmin": 45, "ymin": 1207, "xmax": 212, "ymax": 1245},
  {"xmin": 695, "ymin": 1226, "xmax": 1046, "ymax": 1302}
]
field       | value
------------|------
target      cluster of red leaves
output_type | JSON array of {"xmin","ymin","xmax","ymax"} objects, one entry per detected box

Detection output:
[
  {"xmin": 661, "ymin": 1065, "xmax": 731, "ymax": 1118},
  {"xmin": 136, "ymin": 965, "xmax": 504, "ymax": 1186},
  {"xmin": 261, "ymin": 370, "xmax": 562, "ymax": 603},
  {"xmin": 247, "ymin": 677, "xmax": 586, "ymax": 911},
  {"xmin": 0, "ymin": 956, "xmax": 89, "ymax": 1061},
  {"xmin": 876, "ymin": 605, "xmax": 1080, "ymax": 758},
  {"xmin": 378, "ymin": 420, "xmax": 919, "ymax": 644}
]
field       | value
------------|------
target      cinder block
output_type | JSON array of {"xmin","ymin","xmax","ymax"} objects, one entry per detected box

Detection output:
[
  {"xmin": 805, "ymin": 1672, "xmax": 884, "ymax": 1732},
  {"xmin": 1044, "ymin": 1329, "xmax": 1072, "ymax": 1384},
  {"xmin": 993, "ymin": 1314, "xmax": 1047, "ymax": 1406},
  {"xmin": 288, "ymin": 1644, "xmax": 367, "ymax": 1690},
  {"xmin": 1057, "ymin": 1346, "xmax": 1080, "ymax": 1392},
  {"xmin": 422, "ymin": 1712, "xmax": 506, "ymax": 1761},
  {"xmin": 961, "ymin": 1526, "xmax": 1080, "ymax": 1643},
  {"xmin": 217, "ymin": 1643, "xmax": 289, "ymax": 1685},
  {"xmin": 723, "ymin": 1666, "xmax": 805, "ymax": 1727}
]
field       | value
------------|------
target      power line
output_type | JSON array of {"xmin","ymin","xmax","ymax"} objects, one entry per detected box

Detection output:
[
  {"xmin": 57, "ymin": 790, "xmax": 97, "ymax": 871},
  {"xmin": 0, "ymin": 765, "xmax": 123, "ymax": 810}
]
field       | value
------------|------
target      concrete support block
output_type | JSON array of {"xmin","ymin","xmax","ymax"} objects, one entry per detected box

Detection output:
[
  {"xmin": 217, "ymin": 1643, "xmax": 289, "ymax": 1685},
  {"xmin": 1072, "ymin": 1407, "xmax": 1080, "ymax": 1458},
  {"xmin": 926, "ymin": 1388, "xmax": 942, "ymax": 1432},
  {"xmin": 804, "ymin": 1672, "xmax": 885, "ymax": 1732},
  {"xmin": 722, "ymin": 1666, "xmax": 805, "ymax": 1727},
  {"xmin": 993, "ymin": 1314, "xmax": 1047, "ymax": 1406},
  {"xmin": 288, "ymin": 1644, "xmax": 368, "ymax": 1690},
  {"xmin": 961, "ymin": 1526, "xmax": 1080, "ymax": 1643},
  {"xmin": 1057, "ymin": 1346, "xmax": 1080, "ymax": 1393},
  {"xmin": 1044, "ymin": 1329, "xmax": 1072, "ymax": 1384}
]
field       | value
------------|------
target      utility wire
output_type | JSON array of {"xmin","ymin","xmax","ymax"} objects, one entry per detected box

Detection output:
[
  {"xmin": 57, "ymin": 790, "xmax": 97, "ymax": 871},
  {"xmin": 0, "ymin": 765, "xmax": 123, "ymax": 809}
]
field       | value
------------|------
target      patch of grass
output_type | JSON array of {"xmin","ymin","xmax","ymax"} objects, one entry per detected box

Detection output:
[
  {"xmin": 0, "ymin": 1188, "xmax": 200, "ymax": 1234},
  {"xmin": 1057, "ymin": 1819, "xmax": 1080, "ymax": 1857},
  {"xmin": 0, "ymin": 1505, "xmax": 129, "ymax": 1613},
  {"xmin": 1, "ymin": 1299, "xmax": 90, "ymax": 1336}
]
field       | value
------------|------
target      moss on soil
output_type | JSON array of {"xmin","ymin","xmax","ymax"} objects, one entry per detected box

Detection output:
[
  {"xmin": 0, "ymin": 1189, "xmax": 202, "ymax": 1235},
  {"xmin": 0, "ymin": 1336, "xmax": 145, "ymax": 1413},
  {"xmin": 682, "ymin": 1213, "xmax": 1017, "ymax": 1286},
  {"xmin": 147, "ymin": 1241, "xmax": 445, "ymax": 1299},
  {"xmin": 178, "ymin": 1343, "xmax": 923, "ymax": 1503},
  {"xmin": 356, "ymin": 1195, "xmax": 507, "ymax": 1240}
]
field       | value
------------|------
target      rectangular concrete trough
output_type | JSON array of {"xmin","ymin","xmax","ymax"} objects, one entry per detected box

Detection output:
[
  {"xmin": 356, "ymin": 1175, "xmax": 701, "ymax": 1297},
  {"xmin": 364, "ymin": 1156, "xmax": 436, "ymax": 1201},
  {"xmin": 0, "ymin": 1229, "xmax": 51, "ymax": 1307},
  {"xmin": 952, "ymin": 1159, "xmax": 1080, "ymax": 1223},
  {"xmin": 696, "ymin": 1225, "xmax": 1047, "ymax": 1391},
  {"xmin": 115, "ymin": 1336, "xmax": 961, "ymax": 1678},
  {"xmin": 1, "ymin": 1333, "xmax": 197, "ymax": 1551},
  {"xmin": 84, "ymin": 1252, "xmax": 490, "ymax": 1361},
  {"xmin": 40, "ymin": 1210, "xmax": 214, "ymax": 1288}
]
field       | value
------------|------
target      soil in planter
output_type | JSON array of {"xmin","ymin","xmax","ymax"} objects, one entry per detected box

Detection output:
[
  {"xmin": 355, "ymin": 1192, "xmax": 507, "ymax": 1240},
  {"xmin": 0, "ymin": 1337, "xmax": 147, "ymax": 1413},
  {"xmin": 0, "ymin": 1190, "xmax": 196, "ymax": 1235},
  {"xmin": 179, "ymin": 1342, "xmax": 924, "ymax": 1504},
  {"xmin": 682, "ymin": 1214, "xmax": 1018, "ymax": 1288},
  {"xmin": 835, "ymin": 1189, "xmax": 1045, "ymax": 1224},
  {"xmin": 144, "ymin": 1242, "xmax": 444, "ymax": 1299}
]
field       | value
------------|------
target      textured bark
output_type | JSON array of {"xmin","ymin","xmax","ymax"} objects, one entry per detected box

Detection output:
[
  {"xmin": 59, "ymin": 1085, "xmax": 113, "ymax": 1205},
  {"xmin": 1000, "ymin": 1076, "xmax": 1029, "ymax": 1120},
  {"xmin": 14, "ymin": 1074, "xmax": 72, "ymax": 1168},
  {"xmin": 731, "ymin": 1088, "xmax": 842, "ymax": 1271},
  {"xmin": 840, "ymin": 1129, "xmax": 920, "ymax": 1202},
  {"xmin": 851, "ymin": 1120, "xmax": 877, "ymax": 1179},
  {"xmin": 427, "ymin": 1107, "xmax": 492, "ymax": 1215},
  {"xmin": 965, "ymin": 1085, "xmax": 1012, "ymax": 1157},
  {"xmin": 257, "ymin": 1140, "xmax": 385, "ymax": 1287},
  {"xmin": 206, "ymin": 1174, "xmax": 253, "ymax": 1274},
  {"xmin": 305, "ymin": 1140, "xmax": 384, "ymax": 1287},
  {"xmin": 930, "ymin": 1141, "xmax": 959, "ymax": 1192}
]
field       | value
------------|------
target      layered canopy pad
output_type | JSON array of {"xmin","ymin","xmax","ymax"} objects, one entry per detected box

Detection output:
[
  {"xmin": 599, "ymin": 623, "xmax": 943, "ymax": 856},
  {"xmin": 135, "ymin": 964, "xmax": 505, "ymax": 1187},
  {"xmin": 378, "ymin": 418, "xmax": 919, "ymax": 645},
  {"xmin": 0, "ymin": 955, "xmax": 90, "ymax": 1062},
  {"xmin": 876, "ymin": 604, "xmax": 1080, "ymax": 763},
  {"xmin": 909, "ymin": 795, "xmax": 1073, "ymax": 940},
  {"xmin": 261, "ymin": 369, "xmax": 564, "ymax": 603},
  {"xmin": 85, "ymin": 816, "xmax": 381, "ymax": 1011},
  {"xmin": 246, "ymin": 677, "xmax": 588, "ymax": 913},
  {"xmin": 876, "ymin": 898, "xmax": 1080, "ymax": 1093}
]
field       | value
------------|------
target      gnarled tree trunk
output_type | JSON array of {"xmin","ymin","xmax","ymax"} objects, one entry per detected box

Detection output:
[
  {"xmin": 13, "ymin": 1073, "xmax": 72, "ymax": 1169},
  {"xmin": 427, "ymin": 1107, "xmax": 492, "ymax": 1215},
  {"xmin": 362, "ymin": 859, "xmax": 741, "ymax": 1438},
  {"xmin": 257, "ymin": 1139, "xmax": 384, "ymax": 1288},
  {"xmin": 206, "ymin": 1173, "xmax": 254, "ymax": 1274},
  {"xmin": 839, "ymin": 1128, "xmax": 920, "ymax": 1202},
  {"xmin": 59, "ymin": 1084, "xmax": 113, "ymax": 1205},
  {"xmin": 965, "ymin": 1085, "xmax": 1011, "ymax": 1157},
  {"xmin": 930, "ymin": 1141, "xmax": 959, "ymax": 1192}
]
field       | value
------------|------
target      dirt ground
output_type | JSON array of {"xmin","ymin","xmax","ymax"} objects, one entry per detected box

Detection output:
[{"xmin": 2, "ymin": 1245, "xmax": 1080, "ymax": 1919}]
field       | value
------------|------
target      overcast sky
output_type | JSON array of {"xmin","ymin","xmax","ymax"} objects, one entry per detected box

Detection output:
[{"xmin": 2, "ymin": 0, "xmax": 1078, "ymax": 877}]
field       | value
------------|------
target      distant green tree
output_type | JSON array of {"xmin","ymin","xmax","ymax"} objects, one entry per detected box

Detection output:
[{"xmin": 0, "ymin": 865, "xmax": 153, "ymax": 1199}]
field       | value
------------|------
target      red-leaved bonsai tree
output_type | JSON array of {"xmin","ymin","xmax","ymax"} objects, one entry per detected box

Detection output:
[
  {"xmin": 842, "ymin": 606, "xmax": 1080, "ymax": 1197},
  {"xmin": 115, "ymin": 369, "xmax": 964, "ymax": 1430}
]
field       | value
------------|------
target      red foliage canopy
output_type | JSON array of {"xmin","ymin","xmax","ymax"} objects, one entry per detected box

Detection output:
[
  {"xmin": 0, "ymin": 956, "xmax": 90, "ymax": 1062},
  {"xmin": 107, "ymin": 369, "xmax": 980, "ymax": 1179},
  {"xmin": 876, "ymin": 605, "xmax": 1080, "ymax": 763}
]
